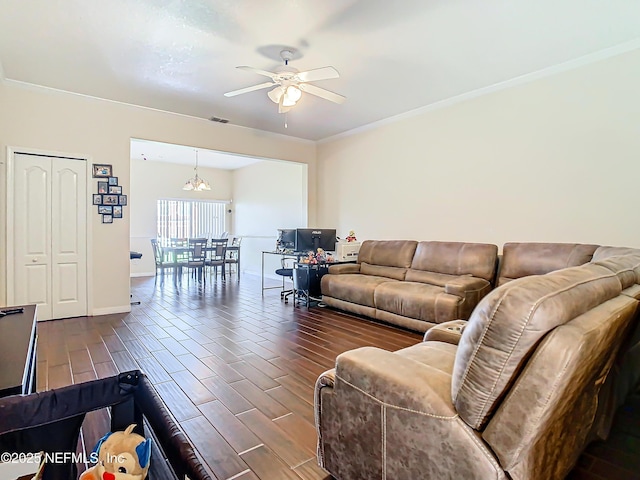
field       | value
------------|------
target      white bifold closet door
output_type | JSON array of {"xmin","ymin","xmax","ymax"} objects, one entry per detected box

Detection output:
[{"xmin": 12, "ymin": 153, "xmax": 87, "ymax": 321}]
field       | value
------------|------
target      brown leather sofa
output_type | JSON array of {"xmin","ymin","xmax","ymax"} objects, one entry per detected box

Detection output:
[
  {"xmin": 321, "ymin": 240, "xmax": 498, "ymax": 332},
  {"xmin": 315, "ymin": 258, "xmax": 640, "ymax": 479}
]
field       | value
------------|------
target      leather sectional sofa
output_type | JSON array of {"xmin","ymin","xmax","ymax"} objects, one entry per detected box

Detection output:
[
  {"xmin": 315, "ymin": 247, "xmax": 640, "ymax": 479},
  {"xmin": 321, "ymin": 240, "xmax": 498, "ymax": 332}
]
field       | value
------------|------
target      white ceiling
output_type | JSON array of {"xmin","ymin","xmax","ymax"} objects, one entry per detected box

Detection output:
[
  {"xmin": 1, "ymin": 1, "xmax": 639, "ymax": 141},
  {"xmin": 131, "ymin": 138, "xmax": 262, "ymax": 170}
]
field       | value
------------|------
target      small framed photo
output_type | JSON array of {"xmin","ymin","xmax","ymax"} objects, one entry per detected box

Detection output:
[
  {"xmin": 102, "ymin": 214, "xmax": 113, "ymax": 224},
  {"xmin": 109, "ymin": 185, "xmax": 122, "ymax": 194},
  {"xmin": 103, "ymin": 194, "xmax": 119, "ymax": 205},
  {"xmin": 108, "ymin": 176, "xmax": 118, "ymax": 186},
  {"xmin": 118, "ymin": 195, "xmax": 128, "ymax": 206},
  {"xmin": 98, "ymin": 205, "xmax": 113, "ymax": 214},
  {"xmin": 92, "ymin": 164, "xmax": 112, "ymax": 178},
  {"xmin": 92, "ymin": 194, "xmax": 102, "ymax": 205},
  {"xmin": 97, "ymin": 182, "xmax": 108, "ymax": 194},
  {"xmin": 113, "ymin": 206, "xmax": 123, "ymax": 218}
]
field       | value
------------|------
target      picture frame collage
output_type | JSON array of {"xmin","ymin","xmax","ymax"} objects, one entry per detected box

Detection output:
[{"xmin": 92, "ymin": 164, "xmax": 127, "ymax": 223}]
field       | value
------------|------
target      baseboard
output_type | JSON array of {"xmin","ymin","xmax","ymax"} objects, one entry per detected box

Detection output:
[
  {"xmin": 91, "ymin": 305, "xmax": 131, "ymax": 316},
  {"xmin": 131, "ymin": 272, "xmax": 155, "ymax": 278}
]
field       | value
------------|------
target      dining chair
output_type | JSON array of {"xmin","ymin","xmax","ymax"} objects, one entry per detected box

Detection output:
[
  {"xmin": 206, "ymin": 238, "xmax": 229, "ymax": 280},
  {"xmin": 185, "ymin": 238, "xmax": 208, "ymax": 283},
  {"xmin": 150, "ymin": 239, "xmax": 180, "ymax": 284},
  {"xmin": 169, "ymin": 238, "xmax": 189, "ymax": 276},
  {"xmin": 225, "ymin": 236, "xmax": 242, "ymax": 279}
]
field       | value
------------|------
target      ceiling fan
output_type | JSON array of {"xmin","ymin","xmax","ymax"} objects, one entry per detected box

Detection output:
[{"xmin": 224, "ymin": 49, "xmax": 346, "ymax": 114}]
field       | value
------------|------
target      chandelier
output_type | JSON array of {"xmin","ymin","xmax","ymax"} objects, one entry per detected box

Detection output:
[{"xmin": 183, "ymin": 149, "xmax": 211, "ymax": 191}]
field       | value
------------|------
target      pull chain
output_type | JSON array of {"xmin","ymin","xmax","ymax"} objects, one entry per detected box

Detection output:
[{"xmin": 284, "ymin": 112, "xmax": 288, "ymax": 129}]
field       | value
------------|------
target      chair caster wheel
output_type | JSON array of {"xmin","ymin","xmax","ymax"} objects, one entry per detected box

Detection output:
[{"xmin": 284, "ymin": 299, "xmax": 289, "ymax": 304}]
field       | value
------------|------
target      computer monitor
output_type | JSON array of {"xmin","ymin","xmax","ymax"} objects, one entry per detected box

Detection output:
[
  {"xmin": 295, "ymin": 228, "xmax": 337, "ymax": 253},
  {"xmin": 276, "ymin": 229, "xmax": 296, "ymax": 251}
]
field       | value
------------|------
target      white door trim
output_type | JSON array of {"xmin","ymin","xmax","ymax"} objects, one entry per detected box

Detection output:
[{"xmin": 6, "ymin": 146, "xmax": 92, "ymax": 317}]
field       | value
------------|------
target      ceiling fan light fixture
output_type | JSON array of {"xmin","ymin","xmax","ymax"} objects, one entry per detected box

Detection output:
[
  {"xmin": 285, "ymin": 85, "xmax": 301, "ymax": 103},
  {"xmin": 267, "ymin": 86, "xmax": 284, "ymax": 103}
]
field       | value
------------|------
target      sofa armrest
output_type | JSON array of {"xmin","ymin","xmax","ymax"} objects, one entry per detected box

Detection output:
[
  {"xmin": 445, "ymin": 276, "xmax": 492, "ymax": 319},
  {"xmin": 315, "ymin": 347, "xmax": 505, "ymax": 479},
  {"xmin": 444, "ymin": 276, "xmax": 490, "ymax": 297},
  {"xmin": 334, "ymin": 347, "xmax": 455, "ymax": 416},
  {"xmin": 424, "ymin": 320, "xmax": 467, "ymax": 345},
  {"xmin": 328, "ymin": 263, "xmax": 361, "ymax": 274}
]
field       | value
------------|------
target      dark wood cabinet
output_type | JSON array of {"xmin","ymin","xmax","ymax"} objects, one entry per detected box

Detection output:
[{"xmin": 0, "ymin": 304, "xmax": 37, "ymax": 397}]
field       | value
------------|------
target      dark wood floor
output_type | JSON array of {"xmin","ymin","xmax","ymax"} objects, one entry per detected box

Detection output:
[{"xmin": 36, "ymin": 273, "xmax": 640, "ymax": 479}]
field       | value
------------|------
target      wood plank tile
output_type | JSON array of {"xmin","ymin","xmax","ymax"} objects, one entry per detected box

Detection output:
[
  {"xmin": 94, "ymin": 361, "xmax": 118, "ymax": 379},
  {"xmin": 236, "ymin": 409, "xmax": 314, "ymax": 468},
  {"xmin": 229, "ymin": 361, "xmax": 280, "ymax": 390},
  {"xmin": 153, "ymin": 381, "xmax": 201, "ymax": 422},
  {"xmin": 171, "ymin": 370, "xmax": 216, "ymax": 405},
  {"xmin": 273, "ymin": 412, "xmax": 317, "ymax": 454},
  {"xmin": 69, "ymin": 348, "xmax": 93, "ymax": 374},
  {"xmin": 240, "ymin": 445, "xmax": 300, "ymax": 480},
  {"xmin": 151, "ymin": 349, "xmax": 187, "ymax": 373},
  {"xmin": 135, "ymin": 355, "xmax": 172, "ymax": 384},
  {"xmin": 200, "ymin": 376, "xmax": 254, "ymax": 415},
  {"xmin": 181, "ymin": 416, "xmax": 250, "ymax": 480},
  {"xmin": 110, "ymin": 350, "xmax": 138, "ymax": 372},
  {"xmin": 198, "ymin": 400, "xmax": 261, "ymax": 453},
  {"xmin": 87, "ymin": 341, "xmax": 112, "ymax": 364},
  {"xmin": 176, "ymin": 353, "xmax": 215, "ymax": 379},
  {"xmin": 266, "ymin": 386, "xmax": 315, "ymax": 425},
  {"xmin": 48, "ymin": 363, "xmax": 72, "ymax": 389},
  {"xmin": 293, "ymin": 458, "xmax": 332, "ymax": 480},
  {"xmin": 201, "ymin": 355, "xmax": 245, "ymax": 383},
  {"xmin": 230, "ymin": 380, "xmax": 289, "ymax": 420}
]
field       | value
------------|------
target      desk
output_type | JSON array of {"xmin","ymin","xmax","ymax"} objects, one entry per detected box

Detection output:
[
  {"xmin": 261, "ymin": 251, "xmax": 299, "ymax": 296},
  {"xmin": 0, "ymin": 305, "xmax": 37, "ymax": 397},
  {"xmin": 293, "ymin": 261, "xmax": 355, "ymax": 307}
]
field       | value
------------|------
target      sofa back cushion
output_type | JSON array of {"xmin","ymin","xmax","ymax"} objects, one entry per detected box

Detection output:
[
  {"xmin": 592, "ymin": 254, "xmax": 640, "ymax": 289},
  {"xmin": 451, "ymin": 263, "xmax": 621, "ymax": 429},
  {"xmin": 408, "ymin": 241, "xmax": 498, "ymax": 282},
  {"xmin": 497, "ymin": 242, "xmax": 598, "ymax": 286},
  {"xmin": 482, "ymin": 294, "xmax": 638, "ymax": 479},
  {"xmin": 357, "ymin": 240, "xmax": 417, "ymax": 267},
  {"xmin": 592, "ymin": 246, "xmax": 640, "ymax": 261}
]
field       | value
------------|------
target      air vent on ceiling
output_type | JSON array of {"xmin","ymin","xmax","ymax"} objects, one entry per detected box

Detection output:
[{"xmin": 209, "ymin": 116, "xmax": 229, "ymax": 123}]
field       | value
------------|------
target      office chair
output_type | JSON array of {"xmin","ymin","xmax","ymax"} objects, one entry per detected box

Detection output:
[{"xmin": 275, "ymin": 256, "xmax": 296, "ymax": 303}]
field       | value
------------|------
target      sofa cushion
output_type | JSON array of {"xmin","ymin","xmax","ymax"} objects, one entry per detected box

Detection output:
[
  {"xmin": 375, "ymin": 281, "xmax": 461, "ymax": 324},
  {"xmin": 497, "ymin": 242, "xmax": 598, "ymax": 286},
  {"xmin": 357, "ymin": 240, "xmax": 417, "ymax": 268},
  {"xmin": 452, "ymin": 263, "xmax": 621, "ymax": 429},
  {"xmin": 321, "ymin": 274, "xmax": 398, "ymax": 308},
  {"xmin": 410, "ymin": 241, "xmax": 498, "ymax": 282}
]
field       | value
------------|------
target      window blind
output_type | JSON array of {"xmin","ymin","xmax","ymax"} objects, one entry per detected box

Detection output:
[{"xmin": 157, "ymin": 199, "xmax": 226, "ymax": 239}]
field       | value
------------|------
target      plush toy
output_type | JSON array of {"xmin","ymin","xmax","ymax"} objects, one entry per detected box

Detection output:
[
  {"xmin": 346, "ymin": 230, "xmax": 357, "ymax": 242},
  {"xmin": 80, "ymin": 424, "xmax": 151, "ymax": 480}
]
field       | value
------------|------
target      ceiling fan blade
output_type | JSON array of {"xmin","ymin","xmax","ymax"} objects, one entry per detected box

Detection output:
[
  {"xmin": 224, "ymin": 82, "xmax": 274, "ymax": 97},
  {"xmin": 296, "ymin": 66, "xmax": 339, "ymax": 83},
  {"xmin": 237, "ymin": 66, "xmax": 278, "ymax": 79},
  {"xmin": 299, "ymin": 83, "xmax": 346, "ymax": 104}
]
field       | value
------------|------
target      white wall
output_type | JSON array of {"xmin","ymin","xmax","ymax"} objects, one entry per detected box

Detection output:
[
  {"xmin": 317, "ymin": 49, "xmax": 640, "ymax": 249},
  {"xmin": 232, "ymin": 160, "xmax": 307, "ymax": 277},
  {"xmin": 0, "ymin": 81, "xmax": 315, "ymax": 313},
  {"xmin": 129, "ymin": 159, "xmax": 233, "ymax": 276}
]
